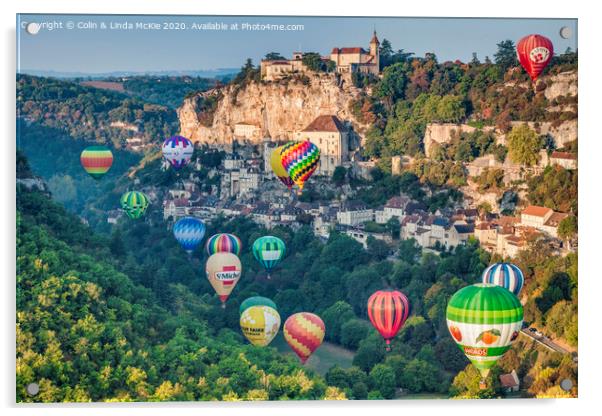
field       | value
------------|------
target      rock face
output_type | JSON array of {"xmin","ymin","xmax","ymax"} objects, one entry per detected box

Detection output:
[
  {"xmin": 178, "ymin": 73, "xmax": 366, "ymax": 146},
  {"xmin": 544, "ymin": 71, "xmax": 578, "ymax": 101},
  {"xmin": 424, "ymin": 124, "xmax": 496, "ymax": 156}
]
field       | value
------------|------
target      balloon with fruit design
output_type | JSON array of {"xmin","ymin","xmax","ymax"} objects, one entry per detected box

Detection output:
[{"xmin": 446, "ymin": 283, "xmax": 523, "ymax": 382}]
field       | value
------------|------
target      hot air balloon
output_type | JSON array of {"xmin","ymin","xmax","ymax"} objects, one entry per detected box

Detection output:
[
  {"xmin": 283, "ymin": 312, "xmax": 325, "ymax": 364},
  {"xmin": 270, "ymin": 145, "xmax": 294, "ymax": 190},
  {"xmin": 173, "ymin": 217, "xmax": 206, "ymax": 255},
  {"xmin": 120, "ymin": 191, "xmax": 149, "ymax": 220},
  {"xmin": 239, "ymin": 296, "xmax": 278, "ymax": 315},
  {"xmin": 367, "ymin": 290, "xmax": 410, "ymax": 351},
  {"xmin": 206, "ymin": 252, "xmax": 242, "ymax": 308},
  {"xmin": 162, "ymin": 136, "xmax": 194, "ymax": 170},
  {"xmin": 252, "ymin": 236, "xmax": 286, "ymax": 278},
  {"xmin": 481, "ymin": 263, "xmax": 525, "ymax": 296},
  {"xmin": 446, "ymin": 284, "xmax": 523, "ymax": 383},
  {"xmin": 205, "ymin": 233, "xmax": 242, "ymax": 256},
  {"xmin": 80, "ymin": 146, "xmax": 113, "ymax": 180},
  {"xmin": 240, "ymin": 305, "xmax": 281, "ymax": 347},
  {"xmin": 280, "ymin": 140, "xmax": 320, "ymax": 193},
  {"xmin": 517, "ymin": 34, "xmax": 554, "ymax": 81}
]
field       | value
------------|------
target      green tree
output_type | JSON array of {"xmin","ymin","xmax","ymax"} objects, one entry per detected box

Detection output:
[
  {"xmin": 264, "ymin": 52, "xmax": 285, "ymax": 60},
  {"xmin": 366, "ymin": 236, "xmax": 390, "ymax": 261},
  {"xmin": 507, "ymin": 124, "xmax": 542, "ymax": 166},
  {"xmin": 340, "ymin": 319, "xmax": 371, "ymax": 349},
  {"xmin": 494, "ymin": 40, "xmax": 518, "ymax": 72},
  {"xmin": 332, "ymin": 166, "xmax": 347, "ymax": 185},
  {"xmin": 557, "ymin": 215, "xmax": 577, "ymax": 241},
  {"xmin": 369, "ymin": 364, "xmax": 396, "ymax": 399}
]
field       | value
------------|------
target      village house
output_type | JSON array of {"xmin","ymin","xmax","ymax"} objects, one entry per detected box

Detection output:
[
  {"xmin": 549, "ymin": 151, "xmax": 577, "ymax": 170},
  {"xmin": 343, "ymin": 226, "xmax": 393, "ymax": 249},
  {"xmin": 337, "ymin": 200, "xmax": 374, "ymax": 226},
  {"xmin": 295, "ymin": 115, "xmax": 350, "ymax": 176},
  {"xmin": 163, "ymin": 197, "xmax": 190, "ymax": 220},
  {"xmin": 520, "ymin": 205, "xmax": 569, "ymax": 238},
  {"xmin": 499, "ymin": 370, "xmax": 520, "ymax": 393},
  {"xmin": 233, "ymin": 122, "xmax": 261, "ymax": 141},
  {"xmin": 400, "ymin": 212, "xmax": 474, "ymax": 250},
  {"xmin": 375, "ymin": 195, "xmax": 410, "ymax": 224}
]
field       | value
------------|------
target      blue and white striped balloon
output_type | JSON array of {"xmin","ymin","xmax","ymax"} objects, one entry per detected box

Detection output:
[
  {"xmin": 481, "ymin": 263, "xmax": 525, "ymax": 296},
  {"xmin": 173, "ymin": 217, "xmax": 206, "ymax": 254}
]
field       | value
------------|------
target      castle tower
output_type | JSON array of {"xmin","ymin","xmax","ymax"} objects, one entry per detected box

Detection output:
[{"xmin": 370, "ymin": 31, "xmax": 380, "ymax": 72}]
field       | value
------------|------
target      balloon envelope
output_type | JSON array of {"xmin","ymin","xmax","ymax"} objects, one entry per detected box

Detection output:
[
  {"xmin": 481, "ymin": 263, "xmax": 525, "ymax": 296},
  {"xmin": 446, "ymin": 284, "xmax": 523, "ymax": 378},
  {"xmin": 252, "ymin": 236, "xmax": 286, "ymax": 273},
  {"xmin": 280, "ymin": 141, "xmax": 320, "ymax": 191},
  {"xmin": 80, "ymin": 146, "xmax": 113, "ymax": 180},
  {"xmin": 517, "ymin": 34, "xmax": 554, "ymax": 81},
  {"xmin": 367, "ymin": 290, "xmax": 410, "ymax": 351},
  {"xmin": 162, "ymin": 136, "xmax": 194, "ymax": 170},
  {"xmin": 283, "ymin": 312, "xmax": 325, "ymax": 364},
  {"xmin": 120, "ymin": 191, "xmax": 149, "ymax": 219},
  {"xmin": 270, "ymin": 146, "xmax": 294, "ymax": 190},
  {"xmin": 240, "ymin": 305, "xmax": 281, "ymax": 346},
  {"xmin": 240, "ymin": 296, "xmax": 278, "ymax": 315},
  {"xmin": 206, "ymin": 252, "xmax": 242, "ymax": 305},
  {"xmin": 173, "ymin": 217, "xmax": 206, "ymax": 253},
  {"xmin": 205, "ymin": 233, "xmax": 242, "ymax": 256}
]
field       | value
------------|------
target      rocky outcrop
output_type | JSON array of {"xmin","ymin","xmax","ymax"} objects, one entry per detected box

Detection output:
[
  {"xmin": 544, "ymin": 71, "xmax": 577, "ymax": 101},
  {"xmin": 178, "ymin": 73, "xmax": 366, "ymax": 146},
  {"xmin": 424, "ymin": 118, "xmax": 577, "ymax": 157}
]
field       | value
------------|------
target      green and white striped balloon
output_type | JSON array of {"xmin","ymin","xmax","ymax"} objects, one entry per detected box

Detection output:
[
  {"xmin": 252, "ymin": 236, "xmax": 286, "ymax": 276},
  {"xmin": 446, "ymin": 283, "xmax": 523, "ymax": 378}
]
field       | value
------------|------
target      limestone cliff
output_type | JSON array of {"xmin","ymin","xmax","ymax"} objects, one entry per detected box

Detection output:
[{"xmin": 178, "ymin": 73, "xmax": 366, "ymax": 146}]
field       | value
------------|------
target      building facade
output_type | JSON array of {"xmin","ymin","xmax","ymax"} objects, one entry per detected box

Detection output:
[{"xmin": 295, "ymin": 115, "xmax": 349, "ymax": 176}]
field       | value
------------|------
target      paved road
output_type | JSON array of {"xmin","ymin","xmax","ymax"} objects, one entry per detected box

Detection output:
[{"xmin": 520, "ymin": 329, "xmax": 575, "ymax": 357}]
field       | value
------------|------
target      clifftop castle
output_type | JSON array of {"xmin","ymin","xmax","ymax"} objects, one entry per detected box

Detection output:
[{"xmin": 260, "ymin": 31, "xmax": 380, "ymax": 81}]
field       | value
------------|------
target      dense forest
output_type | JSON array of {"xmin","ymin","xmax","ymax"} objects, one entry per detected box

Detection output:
[
  {"xmin": 120, "ymin": 76, "xmax": 219, "ymax": 109},
  {"xmin": 17, "ymin": 163, "xmax": 347, "ymax": 402},
  {"xmin": 17, "ymin": 74, "xmax": 179, "ymax": 147}
]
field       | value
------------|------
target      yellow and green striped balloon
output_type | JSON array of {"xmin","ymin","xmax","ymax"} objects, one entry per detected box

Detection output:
[
  {"xmin": 446, "ymin": 283, "xmax": 523, "ymax": 379},
  {"xmin": 120, "ymin": 191, "xmax": 150, "ymax": 220}
]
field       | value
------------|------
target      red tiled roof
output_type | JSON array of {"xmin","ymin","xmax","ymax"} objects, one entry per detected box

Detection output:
[
  {"xmin": 522, "ymin": 205, "xmax": 553, "ymax": 218},
  {"xmin": 301, "ymin": 115, "xmax": 345, "ymax": 133},
  {"xmin": 551, "ymin": 151, "xmax": 577, "ymax": 160},
  {"xmin": 331, "ymin": 47, "xmax": 366, "ymax": 54},
  {"xmin": 499, "ymin": 373, "xmax": 519, "ymax": 388},
  {"xmin": 545, "ymin": 212, "xmax": 569, "ymax": 227}
]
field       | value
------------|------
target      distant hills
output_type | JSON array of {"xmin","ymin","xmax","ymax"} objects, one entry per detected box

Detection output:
[{"xmin": 17, "ymin": 68, "xmax": 239, "ymax": 80}]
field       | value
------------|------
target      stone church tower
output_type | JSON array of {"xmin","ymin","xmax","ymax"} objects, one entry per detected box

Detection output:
[{"xmin": 370, "ymin": 31, "xmax": 380, "ymax": 71}]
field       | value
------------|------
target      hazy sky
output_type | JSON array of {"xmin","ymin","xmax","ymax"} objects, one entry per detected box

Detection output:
[{"xmin": 17, "ymin": 14, "xmax": 577, "ymax": 74}]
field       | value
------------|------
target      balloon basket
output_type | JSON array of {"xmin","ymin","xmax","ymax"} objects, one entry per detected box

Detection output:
[
  {"xmin": 479, "ymin": 380, "xmax": 487, "ymax": 390},
  {"xmin": 221, "ymin": 303, "xmax": 226, "ymax": 309}
]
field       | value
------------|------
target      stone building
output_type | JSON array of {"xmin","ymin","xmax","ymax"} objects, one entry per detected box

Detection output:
[
  {"xmin": 295, "ymin": 115, "xmax": 349, "ymax": 176},
  {"xmin": 330, "ymin": 31, "xmax": 380, "ymax": 76}
]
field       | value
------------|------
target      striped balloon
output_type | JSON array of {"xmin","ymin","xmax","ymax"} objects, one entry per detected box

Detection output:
[
  {"xmin": 173, "ymin": 217, "xmax": 206, "ymax": 254},
  {"xmin": 240, "ymin": 296, "xmax": 278, "ymax": 316},
  {"xmin": 367, "ymin": 290, "xmax": 410, "ymax": 351},
  {"xmin": 80, "ymin": 146, "xmax": 113, "ymax": 180},
  {"xmin": 205, "ymin": 233, "xmax": 242, "ymax": 256},
  {"xmin": 252, "ymin": 236, "xmax": 286, "ymax": 275},
  {"xmin": 446, "ymin": 284, "xmax": 523, "ymax": 379},
  {"xmin": 283, "ymin": 312, "xmax": 325, "ymax": 364},
  {"xmin": 120, "ymin": 191, "xmax": 149, "ymax": 220},
  {"xmin": 280, "ymin": 140, "xmax": 320, "ymax": 191},
  {"xmin": 481, "ymin": 263, "xmax": 525, "ymax": 296},
  {"xmin": 162, "ymin": 136, "xmax": 194, "ymax": 170}
]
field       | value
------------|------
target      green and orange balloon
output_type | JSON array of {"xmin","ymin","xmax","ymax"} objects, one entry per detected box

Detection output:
[{"xmin": 446, "ymin": 284, "xmax": 523, "ymax": 380}]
